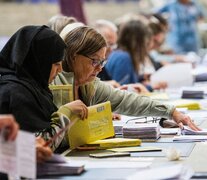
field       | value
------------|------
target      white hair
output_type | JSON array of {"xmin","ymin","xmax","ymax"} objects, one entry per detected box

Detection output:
[{"xmin": 94, "ymin": 19, "xmax": 118, "ymax": 33}]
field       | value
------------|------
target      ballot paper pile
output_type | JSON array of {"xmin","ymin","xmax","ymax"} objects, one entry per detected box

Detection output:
[{"xmin": 123, "ymin": 123, "xmax": 160, "ymax": 141}]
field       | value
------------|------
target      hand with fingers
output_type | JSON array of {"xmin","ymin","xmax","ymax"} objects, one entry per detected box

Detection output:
[
  {"xmin": 36, "ymin": 137, "xmax": 53, "ymax": 163},
  {"xmin": 120, "ymin": 83, "xmax": 149, "ymax": 94},
  {"xmin": 112, "ymin": 113, "xmax": 121, "ymax": 121},
  {"xmin": 0, "ymin": 114, "xmax": 19, "ymax": 141},
  {"xmin": 172, "ymin": 109, "xmax": 201, "ymax": 131},
  {"xmin": 64, "ymin": 100, "xmax": 88, "ymax": 120},
  {"xmin": 152, "ymin": 81, "xmax": 168, "ymax": 90}
]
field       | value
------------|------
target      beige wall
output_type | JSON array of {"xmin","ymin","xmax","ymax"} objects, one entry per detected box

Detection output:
[
  {"xmin": 0, "ymin": 1, "xmax": 140, "ymax": 36},
  {"xmin": 0, "ymin": 0, "xmax": 206, "ymax": 36}
]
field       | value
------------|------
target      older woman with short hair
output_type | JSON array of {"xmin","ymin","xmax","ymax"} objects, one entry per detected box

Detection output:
[{"xmin": 53, "ymin": 24, "xmax": 200, "ymax": 132}]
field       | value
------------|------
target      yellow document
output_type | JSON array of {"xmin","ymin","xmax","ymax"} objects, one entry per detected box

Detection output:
[
  {"xmin": 144, "ymin": 92, "xmax": 169, "ymax": 100},
  {"xmin": 86, "ymin": 138, "xmax": 141, "ymax": 149},
  {"xmin": 68, "ymin": 101, "xmax": 114, "ymax": 149},
  {"xmin": 167, "ymin": 100, "xmax": 201, "ymax": 110},
  {"xmin": 49, "ymin": 85, "xmax": 74, "ymax": 108},
  {"xmin": 108, "ymin": 146, "xmax": 162, "ymax": 152}
]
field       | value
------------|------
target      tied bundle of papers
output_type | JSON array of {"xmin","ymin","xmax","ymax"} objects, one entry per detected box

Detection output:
[
  {"xmin": 181, "ymin": 90, "xmax": 204, "ymax": 99},
  {"xmin": 37, "ymin": 154, "xmax": 84, "ymax": 176},
  {"xmin": 123, "ymin": 123, "xmax": 160, "ymax": 141},
  {"xmin": 181, "ymin": 126, "xmax": 207, "ymax": 135}
]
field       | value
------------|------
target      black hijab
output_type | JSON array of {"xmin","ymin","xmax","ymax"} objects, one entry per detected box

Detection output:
[{"xmin": 0, "ymin": 25, "xmax": 66, "ymax": 132}]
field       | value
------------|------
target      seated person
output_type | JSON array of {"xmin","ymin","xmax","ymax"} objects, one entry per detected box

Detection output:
[
  {"xmin": 93, "ymin": 19, "xmax": 149, "ymax": 93},
  {"xmin": 106, "ymin": 20, "xmax": 166, "ymax": 91},
  {"xmin": 0, "ymin": 25, "xmax": 88, "ymax": 152},
  {"xmin": 47, "ymin": 14, "xmax": 77, "ymax": 34},
  {"xmin": 53, "ymin": 24, "xmax": 200, "ymax": 134}
]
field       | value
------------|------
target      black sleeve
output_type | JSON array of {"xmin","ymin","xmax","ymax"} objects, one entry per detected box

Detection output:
[{"xmin": 0, "ymin": 83, "xmax": 50, "ymax": 132}]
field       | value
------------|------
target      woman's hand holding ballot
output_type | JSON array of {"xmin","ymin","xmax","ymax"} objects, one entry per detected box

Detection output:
[{"xmin": 64, "ymin": 100, "xmax": 88, "ymax": 120}]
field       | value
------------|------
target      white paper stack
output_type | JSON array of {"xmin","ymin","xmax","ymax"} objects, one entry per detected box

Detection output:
[
  {"xmin": 181, "ymin": 126, "xmax": 207, "ymax": 135},
  {"xmin": 113, "ymin": 121, "xmax": 125, "ymax": 135},
  {"xmin": 122, "ymin": 123, "xmax": 160, "ymax": 141},
  {"xmin": 37, "ymin": 154, "xmax": 85, "ymax": 176}
]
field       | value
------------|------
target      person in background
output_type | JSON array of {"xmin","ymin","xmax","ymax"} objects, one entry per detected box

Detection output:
[
  {"xmin": 47, "ymin": 15, "xmax": 77, "ymax": 34},
  {"xmin": 157, "ymin": 0, "xmax": 204, "ymax": 54},
  {"xmin": 53, "ymin": 24, "xmax": 200, "ymax": 136},
  {"xmin": 148, "ymin": 14, "xmax": 191, "ymax": 64},
  {"xmin": 105, "ymin": 20, "xmax": 166, "ymax": 91},
  {"xmin": 59, "ymin": 0, "xmax": 87, "ymax": 24},
  {"xmin": 93, "ymin": 19, "xmax": 118, "ymax": 84},
  {"xmin": 0, "ymin": 26, "xmax": 88, "ymax": 152},
  {"xmin": 0, "ymin": 115, "xmax": 52, "ymax": 179},
  {"xmin": 93, "ymin": 19, "xmax": 149, "ymax": 93}
]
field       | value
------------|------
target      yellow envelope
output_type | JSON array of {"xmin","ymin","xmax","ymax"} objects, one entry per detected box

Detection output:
[
  {"xmin": 68, "ymin": 101, "xmax": 114, "ymax": 149},
  {"xmin": 86, "ymin": 138, "xmax": 141, "ymax": 149}
]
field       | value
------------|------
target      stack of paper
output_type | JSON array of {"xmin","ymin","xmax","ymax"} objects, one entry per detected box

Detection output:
[
  {"xmin": 37, "ymin": 154, "xmax": 84, "ymax": 176},
  {"xmin": 181, "ymin": 126, "xmax": 207, "ymax": 135},
  {"xmin": 113, "ymin": 121, "xmax": 125, "ymax": 135},
  {"xmin": 123, "ymin": 123, "xmax": 160, "ymax": 141},
  {"xmin": 181, "ymin": 90, "xmax": 204, "ymax": 99}
]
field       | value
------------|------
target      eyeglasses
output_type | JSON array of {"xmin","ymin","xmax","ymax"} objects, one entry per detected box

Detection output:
[{"xmin": 82, "ymin": 54, "xmax": 107, "ymax": 68}]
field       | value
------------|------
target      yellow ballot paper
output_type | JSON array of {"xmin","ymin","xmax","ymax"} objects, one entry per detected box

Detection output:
[
  {"xmin": 86, "ymin": 138, "xmax": 141, "ymax": 149},
  {"xmin": 108, "ymin": 146, "xmax": 162, "ymax": 152},
  {"xmin": 167, "ymin": 99, "xmax": 201, "ymax": 110},
  {"xmin": 144, "ymin": 92, "xmax": 169, "ymax": 100},
  {"xmin": 68, "ymin": 101, "xmax": 114, "ymax": 149}
]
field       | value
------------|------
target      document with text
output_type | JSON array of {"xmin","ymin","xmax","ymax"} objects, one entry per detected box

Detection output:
[{"xmin": 0, "ymin": 130, "xmax": 36, "ymax": 179}]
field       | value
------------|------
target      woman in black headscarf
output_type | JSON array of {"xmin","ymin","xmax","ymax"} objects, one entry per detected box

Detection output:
[{"xmin": 0, "ymin": 25, "xmax": 88, "ymax": 150}]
